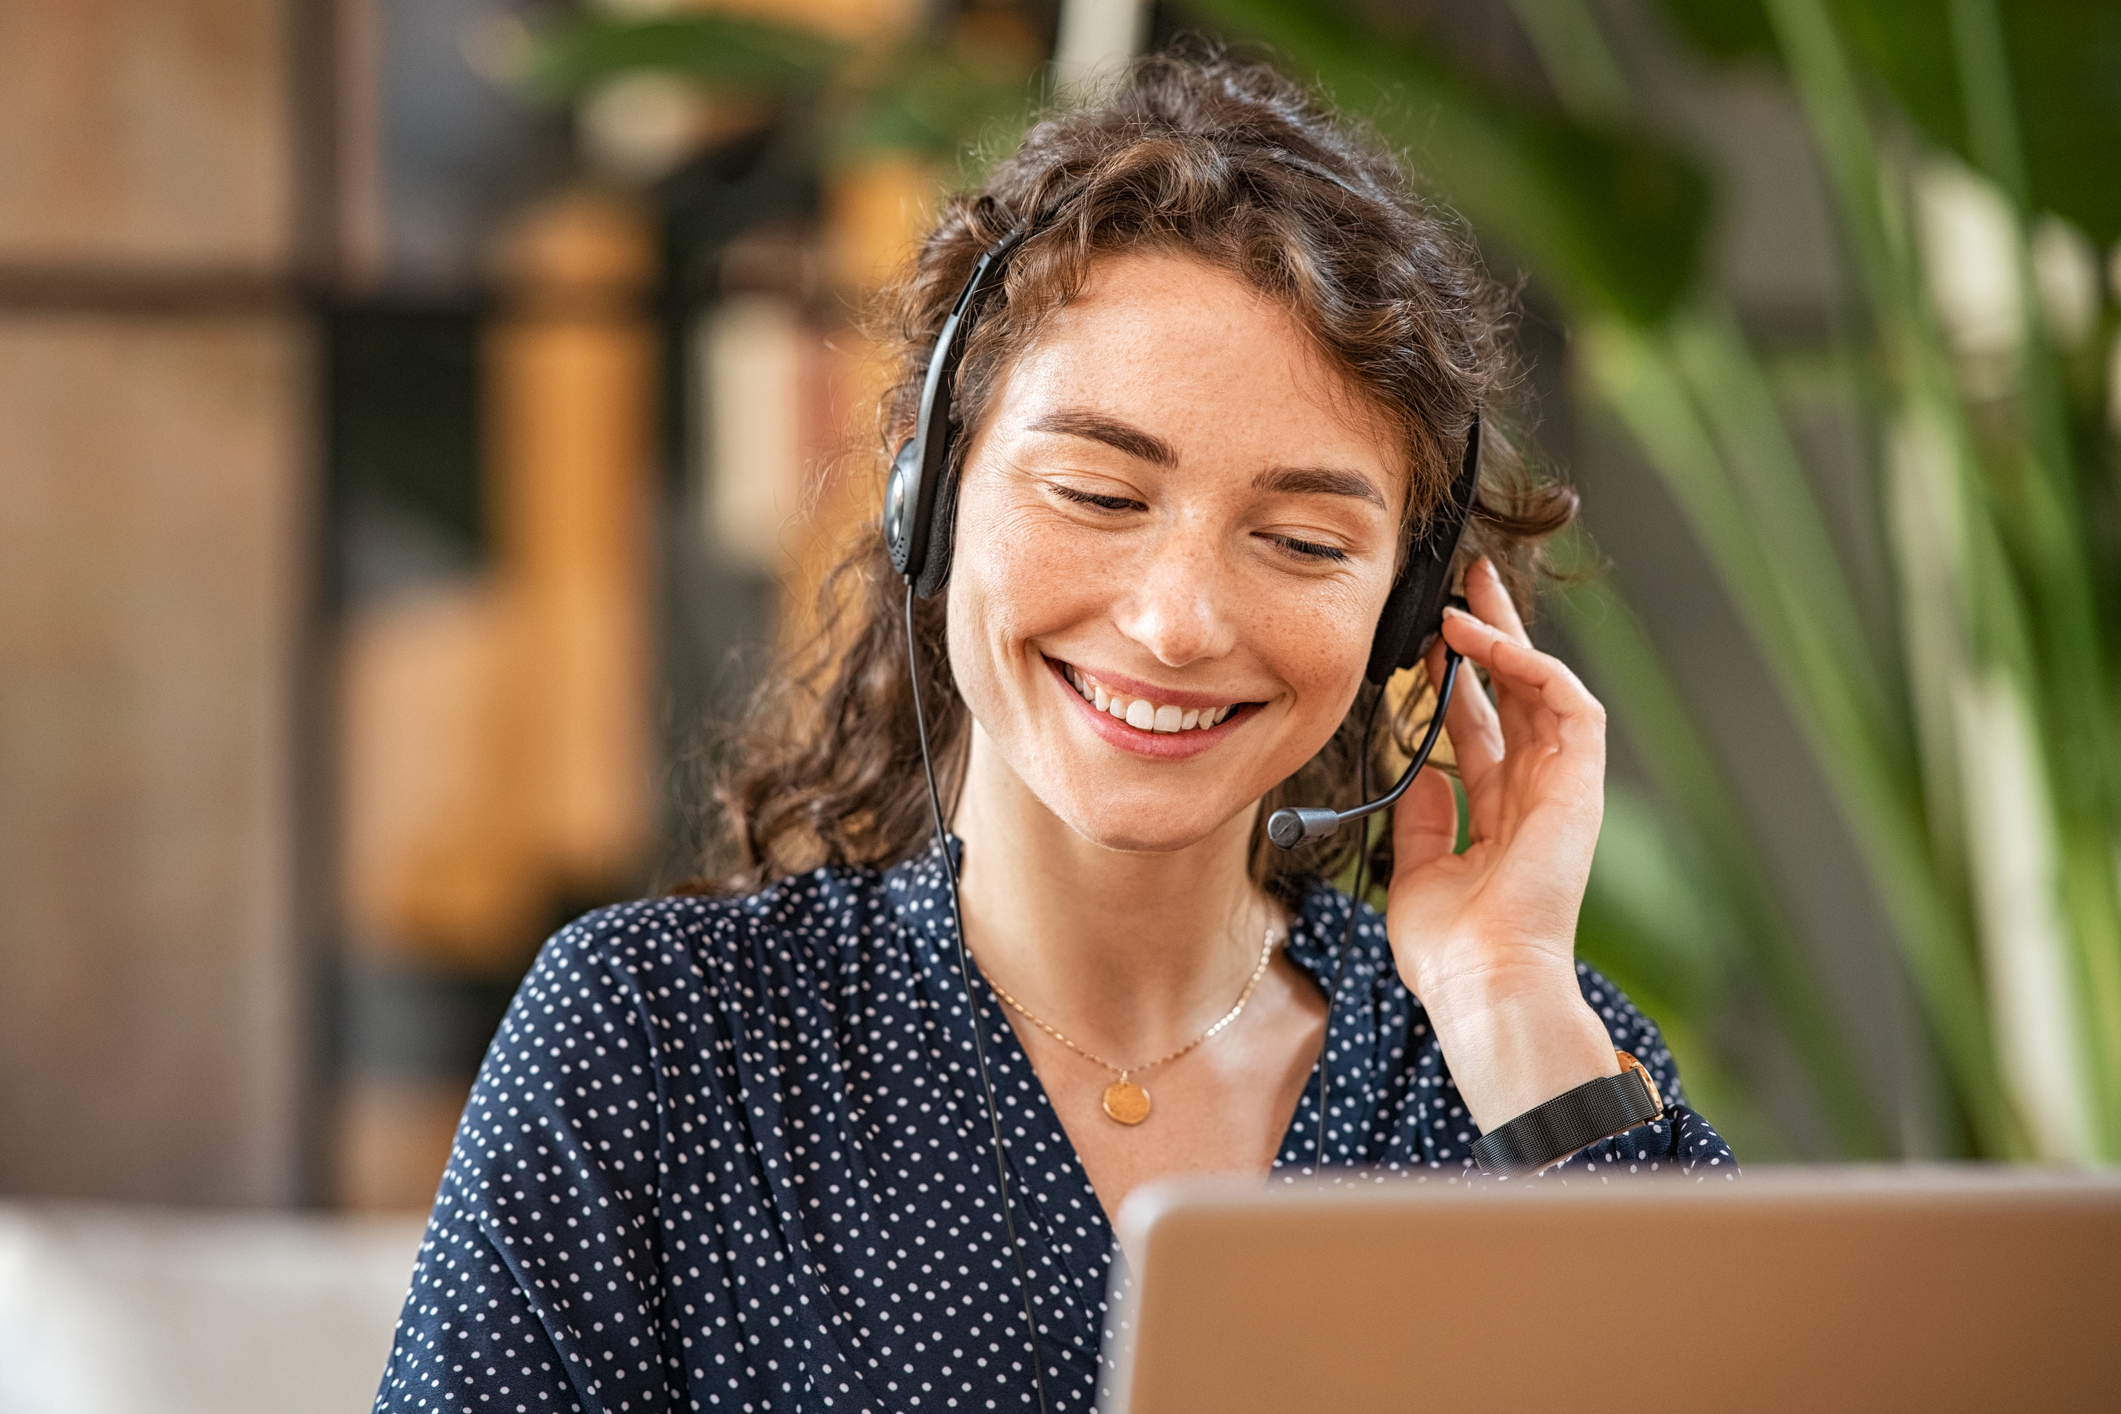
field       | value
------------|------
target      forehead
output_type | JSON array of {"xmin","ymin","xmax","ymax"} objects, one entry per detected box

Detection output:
[{"xmin": 992, "ymin": 251, "xmax": 1407, "ymax": 507}]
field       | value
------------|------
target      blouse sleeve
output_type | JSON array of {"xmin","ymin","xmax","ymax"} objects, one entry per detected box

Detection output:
[
  {"xmin": 1523, "ymin": 960, "xmax": 1736, "ymax": 1180},
  {"xmin": 373, "ymin": 914, "xmax": 681, "ymax": 1414}
]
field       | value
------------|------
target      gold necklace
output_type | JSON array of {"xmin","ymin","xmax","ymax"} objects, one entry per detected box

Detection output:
[{"xmin": 981, "ymin": 926, "xmax": 1279, "ymax": 1126}]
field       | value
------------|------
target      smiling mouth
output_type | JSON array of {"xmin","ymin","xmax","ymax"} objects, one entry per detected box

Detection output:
[{"xmin": 1053, "ymin": 660, "xmax": 1250, "ymax": 734}]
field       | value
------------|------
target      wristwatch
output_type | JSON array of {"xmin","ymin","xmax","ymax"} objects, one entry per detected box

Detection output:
[{"xmin": 1469, "ymin": 1051, "xmax": 1665, "ymax": 1177}]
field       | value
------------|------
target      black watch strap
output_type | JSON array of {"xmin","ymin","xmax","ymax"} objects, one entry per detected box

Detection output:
[{"xmin": 1469, "ymin": 1052, "xmax": 1664, "ymax": 1177}]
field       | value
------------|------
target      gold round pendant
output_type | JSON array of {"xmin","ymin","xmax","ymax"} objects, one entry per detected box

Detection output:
[{"xmin": 1102, "ymin": 1078, "xmax": 1151, "ymax": 1125}]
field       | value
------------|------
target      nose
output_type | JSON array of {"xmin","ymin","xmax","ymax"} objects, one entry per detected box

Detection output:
[{"xmin": 1110, "ymin": 517, "xmax": 1238, "ymax": 669}]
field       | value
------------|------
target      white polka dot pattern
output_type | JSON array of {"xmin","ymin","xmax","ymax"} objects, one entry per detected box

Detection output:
[{"xmin": 373, "ymin": 840, "xmax": 1735, "ymax": 1413}]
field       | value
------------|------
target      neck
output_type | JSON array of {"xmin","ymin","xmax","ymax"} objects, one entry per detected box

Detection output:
[{"xmin": 950, "ymin": 722, "xmax": 1278, "ymax": 1064}]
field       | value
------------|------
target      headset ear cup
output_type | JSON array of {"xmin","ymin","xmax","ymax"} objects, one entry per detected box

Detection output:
[
  {"xmin": 1365, "ymin": 548, "xmax": 1456, "ymax": 683},
  {"xmin": 1364, "ymin": 566, "xmax": 1423, "ymax": 685},
  {"xmin": 886, "ymin": 415, "xmax": 959, "ymax": 599},
  {"xmin": 910, "ymin": 460, "xmax": 957, "ymax": 599},
  {"xmin": 887, "ymin": 234, "xmax": 1028, "ymax": 598},
  {"xmin": 886, "ymin": 437, "xmax": 922, "ymax": 578},
  {"xmin": 886, "ymin": 425, "xmax": 955, "ymax": 599},
  {"xmin": 1363, "ymin": 413, "xmax": 1483, "ymax": 685}
]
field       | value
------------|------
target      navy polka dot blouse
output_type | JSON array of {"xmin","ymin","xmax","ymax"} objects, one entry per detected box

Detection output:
[{"xmin": 373, "ymin": 839, "xmax": 1734, "ymax": 1413}]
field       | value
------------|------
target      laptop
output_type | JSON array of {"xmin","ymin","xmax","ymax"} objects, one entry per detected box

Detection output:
[{"xmin": 1101, "ymin": 1166, "xmax": 2121, "ymax": 1413}]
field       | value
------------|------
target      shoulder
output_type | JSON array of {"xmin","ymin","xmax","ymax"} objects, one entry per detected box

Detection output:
[
  {"xmin": 544, "ymin": 863, "xmax": 896, "ymax": 975},
  {"xmin": 502, "ymin": 863, "xmax": 903, "ymax": 1040},
  {"xmin": 473, "ymin": 864, "xmax": 908, "ymax": 1127}
]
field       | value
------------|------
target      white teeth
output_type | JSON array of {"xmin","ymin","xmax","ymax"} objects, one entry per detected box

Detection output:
[{"xmin": 1062, "ymin": 665, "xmax": 1237, "ymax": 734}]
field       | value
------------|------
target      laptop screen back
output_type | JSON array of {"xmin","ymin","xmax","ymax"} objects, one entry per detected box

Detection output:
[{"xmin": 1103, "ymin": 1167, "xmax": 2121, "ymax": 1414}]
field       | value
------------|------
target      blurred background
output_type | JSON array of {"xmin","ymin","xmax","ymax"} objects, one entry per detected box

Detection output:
[{"xmin": 1, "ymin": 0, "xmax": 2116, "ymax": 1407}]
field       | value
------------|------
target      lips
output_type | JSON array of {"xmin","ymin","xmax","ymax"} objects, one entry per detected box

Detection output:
[
  {"xmin": 1043, "ymin": 651, "xmax": 1264, "ymax": 741},
  {"xmin": 1058, "ymin": 663, "xmax": 1236, "ymax": 733}
]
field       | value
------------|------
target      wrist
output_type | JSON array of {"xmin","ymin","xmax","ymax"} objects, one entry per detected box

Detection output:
[
  {"xmin": 1408, "ymin": 949, "xmax": 1581, "ymax": 1021},
  {"xmin": 1413, "ymin": 960, "xmax": 1616, "ymax": 1134}
]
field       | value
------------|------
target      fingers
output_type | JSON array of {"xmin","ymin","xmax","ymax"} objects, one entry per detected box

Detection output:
[
  {"xmin": 1463, "ymin": 557, "xmax": 1531, "ymax": 648},
  {"xmin": 1391, "ymin": 764, "xmax": 1459, "ymax": 874},
  {"xmin": 1425, "ymin": 626, "xmax": 1503, "ymax": 792},
  {"xmin": 1440, "ymin": 602, "xmax": 1607, "ymax": 763},
  {"xmin": 1456, "ymin": 558, "xmax": 1544, "ymax": 744}
]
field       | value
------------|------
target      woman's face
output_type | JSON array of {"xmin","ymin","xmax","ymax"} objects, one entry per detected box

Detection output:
[{"xmin": 946, "ymin": 250, "xmax": 1407, "ymax": 852}]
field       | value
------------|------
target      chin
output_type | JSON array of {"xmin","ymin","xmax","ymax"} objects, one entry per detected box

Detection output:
[{"xmin": 1045, "ymin": 778, "xmax": 1258, "ymax": 856}]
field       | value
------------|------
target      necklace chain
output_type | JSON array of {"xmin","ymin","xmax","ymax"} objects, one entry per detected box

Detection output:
[{"xmin": 981, "ymin": 926, "xmax": 1279, "ymax": 1082}]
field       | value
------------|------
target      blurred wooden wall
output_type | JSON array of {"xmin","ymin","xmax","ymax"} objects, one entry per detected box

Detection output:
[
  {"xmin": 334, "ymin": 190, "xmax": 660, "ymax": 1210},
  {"xmin": 0, "ymin": 0, "xmax": 324, "ymax": 1205}
]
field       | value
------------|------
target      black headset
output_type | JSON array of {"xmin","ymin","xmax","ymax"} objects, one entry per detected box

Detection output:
[{"xmin": 890, "ymin": 202, "xmax": 1482, "ymax": 1414}]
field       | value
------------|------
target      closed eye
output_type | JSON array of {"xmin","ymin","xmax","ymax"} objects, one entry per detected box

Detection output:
[
  {"xmin": 1265, "ymin": 533, "xmax": 1349, "ymax": 563},
  {"xmin": 1053, "ymin": 484, "xmax": 1145, "ymax": 513}
]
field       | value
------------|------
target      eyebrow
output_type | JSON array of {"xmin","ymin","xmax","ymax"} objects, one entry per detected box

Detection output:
[
  {"xmin": 1026, "ymin": 410, "xmax": 1177, "ymax": 466},
  {"xmin": 1027, "ymin": 408, "xmax": 1389, "ymax": 511},
  {"xmin": 1252, "ymin": 464, "xmax": 1389, "ymax": 510}
]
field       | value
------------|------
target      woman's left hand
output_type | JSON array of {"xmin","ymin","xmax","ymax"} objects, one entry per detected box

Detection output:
[{"xmin": 1382, "ymin": 557, "xmax": 1620, "ymax": 1133}]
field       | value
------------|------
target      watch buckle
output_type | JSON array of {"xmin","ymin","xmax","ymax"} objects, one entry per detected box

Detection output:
[{"xmin": 1617, "ymin": 1050, "xmax": 1664, "ymax": 1116}]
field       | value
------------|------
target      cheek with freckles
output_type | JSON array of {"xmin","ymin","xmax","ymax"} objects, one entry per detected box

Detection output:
[
  {"xmin": 1238, "ymin": 594, "xmax": 1374, "ymax": 768},
  {"xmin": 943, "ymin": 500, "xmax": 1386, "ymax": 848},
  {"xmin": 944, "ymin": 483, "xmax": 1101, "ymax": 739}
]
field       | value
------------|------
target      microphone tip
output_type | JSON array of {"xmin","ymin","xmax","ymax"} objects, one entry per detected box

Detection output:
[{"xmin": 1267, "ymin": 807, "xmax": 1340, "ymax": 850}]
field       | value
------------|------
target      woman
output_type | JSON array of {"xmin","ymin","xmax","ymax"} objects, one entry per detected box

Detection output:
[{"xmin": 376, "ymin": 52, "xmax": 1731, "ymax": 1414}]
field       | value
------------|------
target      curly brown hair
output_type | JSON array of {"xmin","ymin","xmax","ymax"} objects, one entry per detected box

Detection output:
[{"xmin": 685, "ymin": 47, "xmax": 1575, "ymax": 900}]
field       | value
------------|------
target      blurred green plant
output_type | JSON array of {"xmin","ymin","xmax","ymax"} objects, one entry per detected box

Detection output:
[
  {"xmin": 511, "ymin": 8, "xmax": 1047, "ymax": 170},
  {"xmin": 518, "ymin": 0, "xmax": 2121, "ymax": 1159},
  {"xmin": 514, "ymin": 12, "xmax": 850, "ymax": 99},
  {"xmin": 1202, "ymin": 0, "xmax": 2120, "ymax": 1159},
  {"xmin": 1583, "ymin": 0, "xmax": 2120, "ymax": 1162}
]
